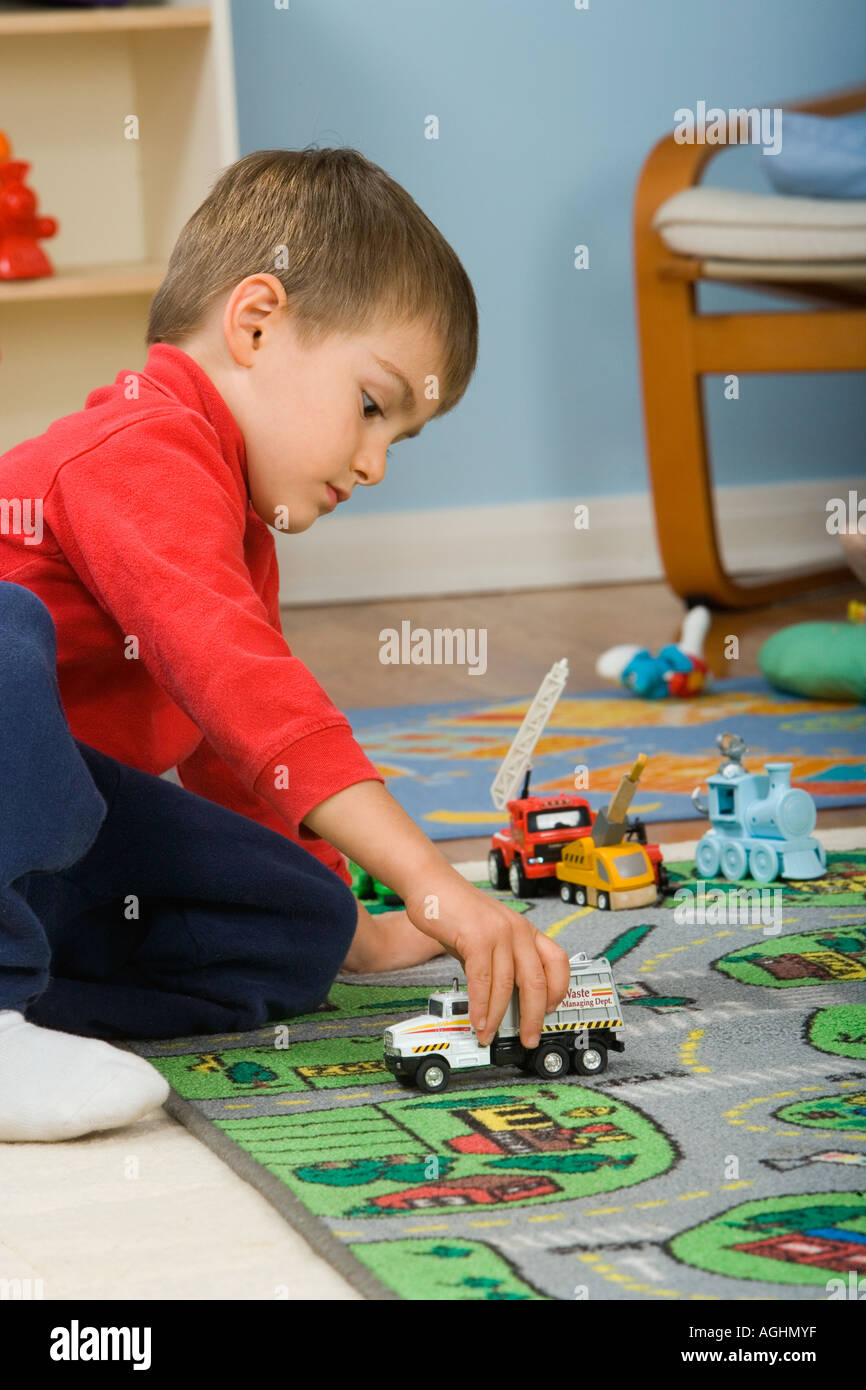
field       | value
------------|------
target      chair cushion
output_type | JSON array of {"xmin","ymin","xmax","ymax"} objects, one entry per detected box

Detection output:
[
  {"xmin": 758, "ymin": 111, "xmax": 866, "ymax": 200},
  {"xmin": 653, "ymin": 187, "xmax": 866, "ymax": 261}
]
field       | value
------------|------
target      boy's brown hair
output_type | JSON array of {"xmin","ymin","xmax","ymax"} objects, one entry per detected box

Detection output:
[{"xmin": 147, "ymin": 147, "xmax": 478, "ymax": 415}]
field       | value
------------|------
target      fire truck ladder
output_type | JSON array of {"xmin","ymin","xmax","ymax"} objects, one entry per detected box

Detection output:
[{"xmin": 489, "ymin": 658, "xmax": 570, "ymax": 811}]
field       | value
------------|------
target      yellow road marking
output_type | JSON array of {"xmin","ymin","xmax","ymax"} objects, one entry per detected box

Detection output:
[{"xmin": 545, "ymin": 907, "xmax": 593, "ymax": 938}]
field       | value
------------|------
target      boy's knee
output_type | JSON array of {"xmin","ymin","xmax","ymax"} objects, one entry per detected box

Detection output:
[
  {"xmin": 319, "ymin": 869, "xmax": 361, "ymax": 965},
  {"xmin": 279, "ymin": 870, "xmax": 359, "ymax": 1021},
  {"xmin": 0, "ymin": 583, "xmax": 57, "ymax": 673}
]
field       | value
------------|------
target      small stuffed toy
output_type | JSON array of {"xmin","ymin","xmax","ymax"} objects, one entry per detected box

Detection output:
[{"xmin": 596, "ymin": 605, "xmax": 711, "ymax": 699}]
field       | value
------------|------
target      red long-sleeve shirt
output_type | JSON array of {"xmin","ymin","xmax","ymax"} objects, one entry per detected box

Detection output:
[{"xmin": 0, "ymin": 342, "xmax": 384, "ymax": 885}]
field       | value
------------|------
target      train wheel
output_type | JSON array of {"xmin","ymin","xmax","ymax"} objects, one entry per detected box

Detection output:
[
  {"xmin": 533, "ymin": 1045, "xmax": 569, "ymax": 1079},
  {"xmin": 695, "ymin": 836, "xmax": 720, "ymax": 879},
  {"xmin": 720, "ymin": 842, "xmax": 748, "ymax": 881},
  {"xmin": 415, "ymin": 1058, "xmax": 450, "ymax": 1093},
  {"xmin": 488, "ymin": 848, "xmax": 508, "ymax": 891},
  {"xmin": 749, "ymin": 844, "xmax": 779, "ymax": 883}
]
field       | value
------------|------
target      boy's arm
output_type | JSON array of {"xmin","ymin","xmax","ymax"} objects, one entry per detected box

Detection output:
[
  {"xmin": 44, "ymin": 410, "xmax": 386, "ymax": 845},
  {"xmin": 300, "ymin": 778, "xmax": 571, "ymax": 1049}
]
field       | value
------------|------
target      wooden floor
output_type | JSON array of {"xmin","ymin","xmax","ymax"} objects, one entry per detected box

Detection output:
[{"xmin": 282, "ymin": 578, "xmax": 865, "ymax": 859}]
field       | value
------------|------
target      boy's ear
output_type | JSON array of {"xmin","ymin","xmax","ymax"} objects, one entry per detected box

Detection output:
[{"xmin": 222, "ymin": 274, "xmax": 287, "ymax": 366}]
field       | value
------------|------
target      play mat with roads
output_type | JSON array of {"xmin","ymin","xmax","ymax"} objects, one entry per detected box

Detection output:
[{"xmin": 127, "ymin": 849, "xmax": 866, "ymax": 1301}]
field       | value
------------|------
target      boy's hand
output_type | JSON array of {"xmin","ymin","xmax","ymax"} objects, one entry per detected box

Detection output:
[
  {"xmin": 303, "ymin": 780, "xmax": 571, "ymax": 1048},
  {"xmin": 342, "ymin": 901, "xmax": 447, "ymax": 973},
  {"xmin": 401, "ymin": 872, "xmax": 570, "ymax": 1050}
]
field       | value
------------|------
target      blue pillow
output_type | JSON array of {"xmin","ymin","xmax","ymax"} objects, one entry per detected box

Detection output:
[{"xmin": 757, "ymin": 110, "xmax": 866, "ymax": 199}]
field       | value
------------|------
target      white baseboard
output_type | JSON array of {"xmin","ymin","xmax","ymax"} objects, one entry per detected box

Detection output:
[{"xmin": 274, "ymin": 477, "xmax": 859, "ymax": 605}]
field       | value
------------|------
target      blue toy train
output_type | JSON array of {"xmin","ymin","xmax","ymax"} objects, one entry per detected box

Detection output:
[{"xmin": 691, "ymin": 734, "xmax": 826, "ymax": 883}]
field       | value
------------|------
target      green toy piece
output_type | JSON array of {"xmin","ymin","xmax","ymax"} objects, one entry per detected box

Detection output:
[
  {"xmin": 348, "ymin": 860, "xmax": 404, "ymax": 913},
  {"xmin": 759, "ymin": 620, "xmax": 866, "ymax": 702}
]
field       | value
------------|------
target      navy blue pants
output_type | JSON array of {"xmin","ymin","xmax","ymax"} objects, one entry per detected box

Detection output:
[{"xmin": 0, "ymin": 583, "xmax": 358, "ymax": 1041}]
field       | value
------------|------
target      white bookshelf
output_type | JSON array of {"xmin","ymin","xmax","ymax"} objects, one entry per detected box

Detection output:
[{"xmin": 0, "ymin": 0, "xmax": 239, "ymax": 449}]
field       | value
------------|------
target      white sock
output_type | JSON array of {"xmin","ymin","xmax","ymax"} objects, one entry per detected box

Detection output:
[{"xmin": 0, "ymin": 1010, "xmax": 170, "ymax": 1142}]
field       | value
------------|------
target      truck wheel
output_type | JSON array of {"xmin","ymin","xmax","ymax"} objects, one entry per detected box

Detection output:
[
  {"xmin": 415, "ymin": 1058, "xmax": 450, "ymax": 1093},
  {"xmin": 575, "ymin": 887, "xmax": 588, "ymax": 907},
  {"xmin": 533, "ymin": 1044, "xmax": 569, "ymax": 1079},
  {"xmin": 509, "ymin": 857, "xmax": 529, "ymax": 898},
  {"xmin": 574, "ymin": 1044, "xmax": 607, "ymax": 1076},
  {"xmin": 596, "ymin": 891, "xmax": 610, "ymax": 911},
  {"xmin": 559, "ymin": 881, "xmax": 575, "ymax": 903},
  {"xmin": 488, "ymin": 849, "xmax": 508, "ymax": 891}
]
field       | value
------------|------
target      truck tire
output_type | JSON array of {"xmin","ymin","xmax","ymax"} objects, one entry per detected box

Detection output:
[
  {"xmin": 559, "ymin": 881, "xmax": 575, "ymax": 903},
  {"xmin": 533, "ymin": 1044, "xmax": 569, "ymax": 1079},
  {"xmin": 574, "ymin": 1044, "xmax": 607, "ymax": 1076},
  {"xmin": 488, "ymin": 848, "xmax": 508, "ymax": 891},
  {"xmin": 596, "ymin": 891, "xmax": 610, "ymax": 911},
  {"xmin": 509, "ymin": 857, "xmax": 529, "ymax": 898},
  {"xmin": 575, "ymin": 886, "xmax": 588, "ymax": 907},
  {"xmin": 415, "ymin": 1057, "xmax": 450, "ymax": 1093}
]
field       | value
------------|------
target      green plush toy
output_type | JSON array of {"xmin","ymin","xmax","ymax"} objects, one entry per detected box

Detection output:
[{"xmin": 759, "ymin": 615, "xmax": 866, "ymax": 702}]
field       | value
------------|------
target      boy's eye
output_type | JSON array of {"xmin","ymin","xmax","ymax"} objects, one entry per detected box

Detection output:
[{"xmin": 362, "ymin": 391, "xmax": 382, "ymax": 418}]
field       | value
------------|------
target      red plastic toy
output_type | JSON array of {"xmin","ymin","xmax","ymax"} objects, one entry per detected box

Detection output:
[
  {"xmin": 489, "ymin": 783, "xmax": 594, "ymax": 898},
  {"xmin": 0, "ymin": 132, "xmax": 59, "ymax": 280}
]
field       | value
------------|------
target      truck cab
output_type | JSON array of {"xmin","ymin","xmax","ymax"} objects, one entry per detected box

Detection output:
[
  {"xmin": 384, "ymin": 984, "xmax": 492, "ymax": 1090},
  {"xmin": 556, "ymin": 836, "xmax": 658, "ymax": 910},
  {"xmin": 490, "ymin": 792, "xmax": 593, "ymax": 897}
]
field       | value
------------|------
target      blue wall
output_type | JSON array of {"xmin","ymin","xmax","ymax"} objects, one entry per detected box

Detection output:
[{"xmin": 229, "ymin": 0, "xmax": 866, "ymax": 516}]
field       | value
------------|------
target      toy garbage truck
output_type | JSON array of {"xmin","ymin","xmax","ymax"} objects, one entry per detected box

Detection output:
[{"xmin": 382, "ymin": 952, "xmax": 624, "ymax": 1093}]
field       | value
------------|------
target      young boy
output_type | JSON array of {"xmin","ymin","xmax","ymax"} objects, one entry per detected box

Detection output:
[{"xmin": 0, "ymin": 148, "xmax": 569, "ymax": 1142}]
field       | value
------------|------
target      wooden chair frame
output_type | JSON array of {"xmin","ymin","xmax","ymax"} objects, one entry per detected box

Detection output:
[{"xmin": 634, "ymin": 81, "xmax": 866, "ymax": 609}]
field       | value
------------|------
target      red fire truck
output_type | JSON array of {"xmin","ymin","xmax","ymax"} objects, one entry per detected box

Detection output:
[{"xmin": 488, "ymin": 789, "xmax": 594, "ymax": 897}]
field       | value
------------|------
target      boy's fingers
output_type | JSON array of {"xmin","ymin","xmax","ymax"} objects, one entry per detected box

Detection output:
[
  {"xmin": 482, "ymin": 938, "xmax": 517, "ymax": 1047},
  {"xmin": 512, "ymin": 929, "xmax": 552, "ymax": 1048},
  {"xmin": 464, "ymin": 937, "xmax": 512, "ymax": 1047},
  {"xmin": 534, "ymin": 931, "xmax": 573, "ymax": 1012}
]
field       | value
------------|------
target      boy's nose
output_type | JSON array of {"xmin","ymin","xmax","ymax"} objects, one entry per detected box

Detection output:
[{"xmin": 353, "ymin": 451, "xmax": 387, "ymax": 487}]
